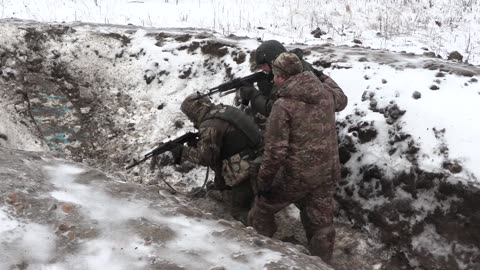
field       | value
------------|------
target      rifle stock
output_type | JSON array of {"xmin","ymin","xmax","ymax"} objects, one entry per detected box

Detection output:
[{"xmin": 126, "ymin": 132, "xmax": 198, "ymax": 170}]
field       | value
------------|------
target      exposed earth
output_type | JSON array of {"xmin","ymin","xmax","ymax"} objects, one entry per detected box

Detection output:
[{"xmin": 1, "ymin": 19, "xmax": 479, "ymax": 269}]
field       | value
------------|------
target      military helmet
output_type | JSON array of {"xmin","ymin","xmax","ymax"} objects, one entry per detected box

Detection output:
[
  {"xmin": 255, "ymin": 40, "xmax": 287, "ymax": 66},
  {"xmin": 181, "ymin": 93, "xmax": 213, "ymax": 125},
  {"xmin": 272, "ymin": 52, "xmax": 303, "ymax": 78}
]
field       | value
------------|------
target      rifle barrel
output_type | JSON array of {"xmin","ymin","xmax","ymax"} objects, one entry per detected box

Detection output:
[
  {"xmin": 125, "ymin": 132, "xmax": 198, "ymax": 170},
  {"xmin": 193, "ymin": 72, "xmax": 268, "ymax": 100}
]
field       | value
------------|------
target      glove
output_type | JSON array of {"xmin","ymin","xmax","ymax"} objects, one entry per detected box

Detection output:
[
  {"xmin": 236, "ymin": 86, "xmax": 261, "ymax": 105},
  {"xmin": 255, "ymin": 176, "xmax": 273, "ymax": 198},
  {"xmin": 169, "ymin": 144, "xmax": 184, "ymax": 165}
]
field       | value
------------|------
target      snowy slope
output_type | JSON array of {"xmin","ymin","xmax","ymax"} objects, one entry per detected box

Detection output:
[{"xmin": 0, "ymin": 147, "xmax": 331, "ymax": 270}]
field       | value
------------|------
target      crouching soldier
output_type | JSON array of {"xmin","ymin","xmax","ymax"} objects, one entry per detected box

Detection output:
[
  {"xmin": 170, "ymin": 93, "xmax": 263, "ymax": 224},
  {"xmin": 247, "ymin": 52, "xmax": 348, "ymax": 263}
]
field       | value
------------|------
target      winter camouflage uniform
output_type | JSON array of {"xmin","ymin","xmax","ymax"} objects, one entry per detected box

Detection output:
[
  {"xmin": 247, "ymin": 53, "xmax": 348, "ymax": 263},
  {"xmin": 239, "ymin": 40, "xmax": 347, "ymax": 129},
  {"xmin": 179, "ymin": 94, "xmax": 262, "ymax": 222}
]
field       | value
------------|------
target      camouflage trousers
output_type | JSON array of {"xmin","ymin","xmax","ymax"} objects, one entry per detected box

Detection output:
[
  {"xmin": 248, "ymin": 179, "xmax": 336, "ymax": 263},
  {"xmin": 230, "ymin": 180, "xmax": 254, "ymax": 225},
  {"xmin": 219, "ymin": 154, "xmax": 261, "ymax": 225}
]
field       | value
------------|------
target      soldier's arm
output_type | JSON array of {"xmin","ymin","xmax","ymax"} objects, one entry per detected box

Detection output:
[
  {"xmin": 181, "ymin": 126, "xmax": 221, "ymax": 166},
  {"xmin": 319, "ymin": 73, "xmax": 348, "ymax": 112},
  {"xmin": 250, "ymin": 83, "xmax": 279, "ymax": 118},
  {"xmin": 258, "ymin": 101, "xmax": 290, "ymax": 183},
  {"xmin": 250, "ymin": 94, "xmax": 273, "ymax": 117}
]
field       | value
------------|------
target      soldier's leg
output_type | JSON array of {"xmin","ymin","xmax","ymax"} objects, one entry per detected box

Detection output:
[
  {"xmin": 248, "ymin": 165, "xmax": 307, "ymax": 237},
  {"xmin": 301, "ymin": 184, "xmax": 336, "ymax": 263},
  {"xmin": 248, "ymin": 184, "xmax": 302, "ymax": 237},
  {"xmin": 230, "ymin": 179, "xmax": 254, "ymax": 225},
  {"xmin": 248, "ymin": 196, "xmax": 281, "ymax": 237}
]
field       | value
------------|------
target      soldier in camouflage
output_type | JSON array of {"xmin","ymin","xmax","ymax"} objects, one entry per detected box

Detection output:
[
  {"xmin": 236, "ymin": 40, "xmax": 347, "ymax": 129},
  {"xmin": 247, "ymin": 52, "xmax": 348, "ymax": 263},
  {"xmin": 170, "ymin": 94, "xmax": 262, "ymax": 223}
]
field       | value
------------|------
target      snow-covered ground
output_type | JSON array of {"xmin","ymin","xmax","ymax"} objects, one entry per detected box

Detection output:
[
  {"xmin": 1, "ymin": 1, "xmax": 480, "ymax": 269},
  {"xmin": 0, "ymin": 147, "xmax": 331, "ymax": 270},
  {"xmin": 2, "ymin": 0, "xmax": 480, "ymax": 64}
]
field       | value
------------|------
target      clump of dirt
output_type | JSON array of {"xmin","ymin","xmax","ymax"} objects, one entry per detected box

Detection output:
[
  {"xmin": 338, "ymin": 134, "xmax": 357, "ymax": 164},
  {"xmin": 232, "ymin": 50, "xmax": 247, "ymax": 64},
  {"xmin": 194, "ymin": 32, "xmax": 212, "ymax": 39},
  {"xmin": 144, "ymin": 71, "xmax": 155, "ymax": 84},
  {"xmin": 148, "ymin": 32, "xmax": 172, "ymax": 47},
  {"xmin": 24, "ymin": 27, "xmax": 47, "ymax": 51},
  {"xmin": 179, "ymin": 41, "xmax": 201, "ymax": 53},
  {"xmin": 201, "ymin": 41, "xmax": 231, "ymax": 57},
  {"xmin": 24, "ymin": 25, "xmax": 74, "ymax": 52},
  {"xmin": 312, "ymin": 59, "xmax": 332, "ymax": 68},
  {"xmin": 143, "ymin": 69, "xmax": 170, "ymax": 85},
  {"xmin": 188, "ymin": 41, "xmax": 200, "ymax": 52},
  {"xmin": 361, "ymin": 90, "xmax": 380, "ymax": 112},
  {"xmin": 100, "ymin": 32, "xmax": 131, "ymax": 47},
  {"xmin": 447, "ymin": 51, "xmax": 463, "ymax": 62},
  {"xmin": 174, "ymin": 34, "xmax": 192, "ymax": 42},
  {"xmin": 174, "ymin": 120, "xmax": 185, "ymax": 129},
  {"xmin": 412, "ymin": 91, "xmax": 421, "ymax": 99},
  {"xmin": 383, "ymin": 103, "xmax": 406, "ymax": 124},
  {"xmin": 442, "ymin": 160, "xmax": 463, "ymax": 173},
  {"xmin": 347, "ymin": 121, "xmax": 378, "ymax": 144},
  {"xmin": 178, "ymin": 66, "xmax": 192, "ymax": 79}
]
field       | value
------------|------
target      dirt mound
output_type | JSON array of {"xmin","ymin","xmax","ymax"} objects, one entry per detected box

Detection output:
[{"xmin": 337, "ymin": 102, "xmax": 480, "ymax": 269}]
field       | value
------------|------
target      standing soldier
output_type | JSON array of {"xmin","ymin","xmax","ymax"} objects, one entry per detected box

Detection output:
[
  {"xmin": 236, "ymin": 40, "xmax": 347, "ymax": 128},
  {"xmin": 170, "ymin": 94, "xmax": 262, "ymax": 224},
  {"xmin": 247, "ymin": 52, "xmax": 348, "ymax": 263}
]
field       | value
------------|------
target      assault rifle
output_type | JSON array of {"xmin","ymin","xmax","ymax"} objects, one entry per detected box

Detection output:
[
  {"xmin": 193, "ymin": 71, "xmax": 272, "ymax": 100},
  {"xmin": 125, "ymin": 132, "xmax": 198, "ymax": 170}
]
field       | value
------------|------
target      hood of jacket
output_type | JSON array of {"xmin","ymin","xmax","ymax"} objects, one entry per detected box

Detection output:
[{"xmin": 276, "ymin": 71, "xmax": 324, "ymax": 104}]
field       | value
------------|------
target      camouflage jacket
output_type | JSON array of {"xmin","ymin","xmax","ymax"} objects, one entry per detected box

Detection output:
[
  {"xmin": 181, "ymin": 104, "xmax": 261, "ymax": 186},
  {"xmin": 252, "ymin": 60, "xmax": 347, "ymax": 122},
  {"xmin": 257, "ymin": 71, "xmax": 348, "ymax": 188}
]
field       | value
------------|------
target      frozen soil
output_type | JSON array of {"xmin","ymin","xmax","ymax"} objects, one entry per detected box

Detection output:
[
  {"xmin": 1, "ymin": 19, "xmax": 479, "ymax": 269},
  {"xmin": 0, "ymin": 147, "xmax": 332, "ymax": 270}
]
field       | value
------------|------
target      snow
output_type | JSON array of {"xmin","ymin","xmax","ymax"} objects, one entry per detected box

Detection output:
[
  {"xmin": 411, "ymin": 224, "xmax": 456, "ymax": 260},
  {"xmin": 333, "ymin": 61, "xmax": 480, "ymax": 180},
  {"xmin": 0, "ymin": 207, "xmax": 19, "ymax": 234},
  {"xmin": 38, "ymin": 164, "xmax": 282, "ymax": 270},
  {"xmin": 0, "ymin": 107, "xmax": 48, "ymax": 151},
  {"xmin": 2, "ymin": 0, "xmax": 480, "ymax": 64},
  {"xmin": 0, "ymin": 208, "xmax": 56, "ymax": 269}
]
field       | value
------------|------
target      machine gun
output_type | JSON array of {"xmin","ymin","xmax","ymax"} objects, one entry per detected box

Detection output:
[
  {"xmin": 193, "ymin": 71, "xmax": 272, "ymax": 100},
  {"xmin": 125, "ymin": 132, "xmax": 198, "ymax": 170}
]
